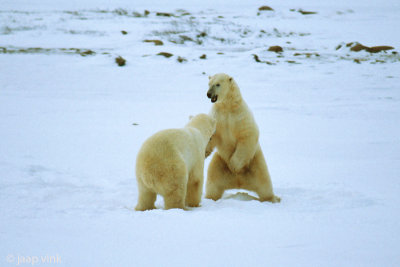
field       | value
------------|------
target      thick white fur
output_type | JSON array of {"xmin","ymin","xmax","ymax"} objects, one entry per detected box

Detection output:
[
  {"xmin": 205, "ymin": 73, "xmax": 280, "ymax": 203},
  {"xmin": 135, "ymin": 114, "xmax": 216, "ymax": 211}
]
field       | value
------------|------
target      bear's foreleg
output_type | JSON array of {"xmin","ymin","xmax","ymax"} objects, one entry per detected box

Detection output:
[
  {"xmin": 205, "ymin": 135, "xmax": 217, "ymax": 158},
  {"xmin": 229, "ymin": 140, "xmax": 258, "ymax": 173}
]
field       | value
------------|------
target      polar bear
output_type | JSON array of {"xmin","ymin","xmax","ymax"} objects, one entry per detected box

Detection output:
[
  {"xmin": 205, "ymin": 73, "xmax": 280, "ymax": 203},
  {"xmin": 135, "ymin": 114, "xmax": 216, "ymax": 211}
]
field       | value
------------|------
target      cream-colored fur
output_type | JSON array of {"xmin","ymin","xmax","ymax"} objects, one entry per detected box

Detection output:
[
  {"xmin": 205, "ymin": 73, "xmax": 280, "ymax": 203},
  {"xmin": 135, "ymin": 114, "xmax": 216, "ymax": 211}
]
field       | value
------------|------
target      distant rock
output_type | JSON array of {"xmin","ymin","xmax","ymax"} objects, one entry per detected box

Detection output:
[
  {"xmin": 258, "ymin": 6, "xmax": 274, "ymax": 11},
  {"xmin": 268, "ymin": 45, "xmax": 283, "ymax": 53},
  {"xmin": 349, "ymin": 43, "xmax": 369, "ymax": 52},
  {"xmin": 157, "ymin": 52, "xmax": 173, "ymax": 58},
  {"xmin": 132, "ymin": 10, "xmax": 150, "ymax": 17},
  {"xmin": 115, "ymin": 56, "xmax": 126, "ymax": 66},
  {"xmin": 121, "ymin": 30, "xmax": 128, "ymax": 35},
  {"xmin": 347, "ymin": 42, "xmax": 395, "ymax": 53},
  {"xmin": 197, "ymin": 32, "xmax": 207, "ymax": 38},
  {"xmin": 367, "ymin": 46, "xmax": 395, "ymax": 53}
]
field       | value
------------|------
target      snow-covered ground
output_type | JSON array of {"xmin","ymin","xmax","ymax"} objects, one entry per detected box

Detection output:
[{"xmin": 1, "ymin": 0, "xmax": 399, "ymax": 266}]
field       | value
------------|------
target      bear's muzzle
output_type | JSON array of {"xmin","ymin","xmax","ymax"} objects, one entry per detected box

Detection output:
[{"xmin": 207, "ymin": 88, "xmax": 218, "ymax": 103}]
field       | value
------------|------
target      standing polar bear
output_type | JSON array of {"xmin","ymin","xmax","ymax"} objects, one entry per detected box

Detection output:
[
  {"xmin": 205, "ymin": 73, "xmax": 280, "ymax": 203},
  {"xmin": 135, "ymin": 114, "xmax": 216, "ymax": 211}
]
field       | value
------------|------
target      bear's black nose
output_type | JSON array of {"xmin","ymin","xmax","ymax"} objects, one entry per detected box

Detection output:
[{"xmin": 207, "ymin": 92, "xmax": 212, "ymax": 98}]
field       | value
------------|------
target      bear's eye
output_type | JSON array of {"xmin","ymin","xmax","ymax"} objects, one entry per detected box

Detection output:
[{"xmin": 216, "ymin": 83, "xmax": 220, "ymax": 87}]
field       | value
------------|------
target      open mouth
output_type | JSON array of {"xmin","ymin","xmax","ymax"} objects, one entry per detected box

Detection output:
[{"xmin": 211, "ymin": 95, "xmax": 218, "ymax": 103}]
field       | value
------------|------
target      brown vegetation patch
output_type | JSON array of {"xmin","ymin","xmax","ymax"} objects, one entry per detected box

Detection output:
[
  {"xmin": 293, "ymin": 52, "xmax": 320, "ymax": 58},
  {"xmin": 252, "ymin": 54, "xmax": 274, "ymax": 65},
  {"xmin": 177, "ymin": 56, "xmax": 187, "ymax": 63},
  {"xmin": 179, "ymin": 35, "xmax": 194, "ymax": 42},
  {"xmin": 80, "ymin": 49, "xmax": 95, "ymax": 56},
  {"xmin": 144, "ymin": 39, "xmax": 164, "ymax": 46},
  {"xmin": 156, "ymin": 12, "xmax": 174, "ymax": 17},
  {"xmin": 197, "ymin": 32, "xmax": 207, "ymax": 38},
  {"xmin": 298, "ymin": 9, "xmax": 317, "ymax": 15},
  {"xmin": 0, "ymin": 46, "xmax": 96, "ymax": 56}
]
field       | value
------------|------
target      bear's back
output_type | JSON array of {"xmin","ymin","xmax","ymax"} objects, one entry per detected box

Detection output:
[
  {"xmin": 139, "ymin": 129, "xmax": 184, "ymax": 156},
  {"xmin": 137, "ymin": 128, "xmax": 199, "ymax": 171}
]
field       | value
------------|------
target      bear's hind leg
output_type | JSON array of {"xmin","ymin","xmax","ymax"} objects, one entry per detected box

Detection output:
[
  {"xmin": 186, "ymin": 167, "xmax": 204, "ymax": 207},
  {"xmin": 162, "ymin": 162, "xmax": 188, "ymax": 210},
  {"xmin": 249, "ymin": 149, "xmax": 280, "ymax": 203},
  {"xmin": 163, "ymin": 176, "xmax": 187, "ymax": 210},
  {"xmin": 164, "ymin": 187, "xmax": 186, "ymax": 210},
  {"xmin": 256, "ymin": 185, "xmax": 281, "ymax": 203},
  {"xmin": 205, "ymin": 153, "xmax": 232, "ymax": 201},
  {"xmin": 135, "ymin": 180, "xmax": 157, "ymax": 211}
]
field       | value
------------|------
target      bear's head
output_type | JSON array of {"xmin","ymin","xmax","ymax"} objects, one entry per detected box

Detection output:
[
  {"xmin": 187, "ymin": 113, "xmax": 216, "ymax": 140},
  {"xmin": 207, "ymin": 73, "xmax": 233, "ymax": 103}
]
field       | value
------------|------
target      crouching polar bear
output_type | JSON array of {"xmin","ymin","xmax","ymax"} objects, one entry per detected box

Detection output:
[
  {"xmin": 205, "ymin": 73, "xmax": 280, "ymax": 203},
  {"xmin": 135, "ymin": 114, "xmax": 216, "ymax": 211}
]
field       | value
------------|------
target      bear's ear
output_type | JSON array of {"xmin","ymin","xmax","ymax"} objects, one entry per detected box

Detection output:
[
  {"xmin": 189, "ymin": 115, "xmax": 194, "ymax": 120},
  {"xmin": 208, "ymin": 76, "xmax": 211, "ymax": 80}
]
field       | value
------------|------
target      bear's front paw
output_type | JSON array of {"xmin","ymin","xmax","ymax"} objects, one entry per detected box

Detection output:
[
  {"xmin": 227, "ymin": 161, "xmax": 238, "ymax": 173},
  {"xmin": 229, "ymin": 157, "xmax": 246, "ymax": 173}
]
